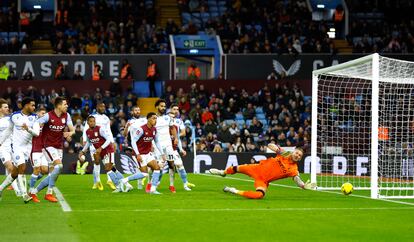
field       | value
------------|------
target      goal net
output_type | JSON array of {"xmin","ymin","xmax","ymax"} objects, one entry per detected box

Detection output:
[{"xmin": 311, "ymin": 54, "xmax": 414, "ymax": 199}]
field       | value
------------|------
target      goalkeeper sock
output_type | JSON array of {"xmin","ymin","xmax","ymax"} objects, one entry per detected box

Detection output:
[
  {"xmin": 238, "ymin": 190, "xmax": 265, "ymax": 199},
  {"xmin": 225, "ymin": 166, "xmax": 237, "ymax": 175}
]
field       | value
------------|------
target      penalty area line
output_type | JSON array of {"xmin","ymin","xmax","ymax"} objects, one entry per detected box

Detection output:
[
  {"xmin": 53, "ymin": 187, "xmax": 72, "ymax": 212},
  {"xmin": 71, "ymin": 207, "xmax": 414, "ymax": 213},
  {"xmin": 199, "ymin": 173, "xmax": 414, "ymax": 207}
]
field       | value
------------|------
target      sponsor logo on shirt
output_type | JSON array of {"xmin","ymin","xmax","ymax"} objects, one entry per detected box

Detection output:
[
  {"xmin": 143, "ymin": 137, "xmax": 153, "ymax": 142},
  {"xmin": 49, "ymin": 124, "xmax": 65, "ymax": 130}
]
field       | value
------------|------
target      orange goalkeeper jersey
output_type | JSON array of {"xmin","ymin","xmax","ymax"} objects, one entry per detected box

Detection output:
[{"xmin": 257, "ymin": 154, "xmax": 299, "ymax": 182}]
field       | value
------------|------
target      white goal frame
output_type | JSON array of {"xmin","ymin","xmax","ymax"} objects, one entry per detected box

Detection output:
[{"xmin": 311, "ymin": 53, "xmax": 414, "ymax": 199}]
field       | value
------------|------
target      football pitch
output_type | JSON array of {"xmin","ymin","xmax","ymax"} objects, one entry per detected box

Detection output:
[{"xmin": 0, "ymin": 173, "xmax": 413, "ymax": 242}]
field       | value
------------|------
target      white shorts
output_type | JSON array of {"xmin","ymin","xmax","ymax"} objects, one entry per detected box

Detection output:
[
  {"xmin": 12, "ymin": 148, "xmax": 30, "ymax": 166},
  {"xmin": 0, "ymin": 145, "xmax": 12, "ymax": 164},
  {"xmin": 158, "ymin": 142, "xmax": 175, "ymax": 161},
  {"xmin": 101, "ymin": 152, "xmax": 115, "ymax": 165},
  {"xmin": 172, "ymin": 150, "xmax": 183, "ymax": 166},
  {"xmin": 31, "ymin": 151, "xmax": 48, "ymax": 167},
  {"xmin": 133, "ymin": 152, "xmax": 156, "ymax": 167},
  {"xmin": 43, "ymin": 147, "xmax": 63, "ymax": 164}
]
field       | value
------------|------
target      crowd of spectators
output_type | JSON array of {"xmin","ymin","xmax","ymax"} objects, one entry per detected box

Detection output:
[
  {"xmin": 51, "ymin": 0, "xmax": 170, "ymax": 54},
  {"xmin": 347, "ymin": 0, "xmax": 414, "ymax": 53},
  {"xmin": 182, "ymin": 0, "xmax": 336, "ymax": 54},
  {"xmin": 1, "ymin": 80, "xmax": 311, "ymax": 154},
  {"xmin": 2, "ymin": 0, "xmax": 414, "ymax": 55}
]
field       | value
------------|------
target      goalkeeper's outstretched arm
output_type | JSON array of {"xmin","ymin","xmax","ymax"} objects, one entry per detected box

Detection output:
[{"xmin": 293, "ymin": 176, "xmax": 316, "ymax": 190}]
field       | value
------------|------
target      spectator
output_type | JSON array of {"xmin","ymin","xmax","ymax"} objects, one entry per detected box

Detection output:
[
  {"xmin": 22, "ymin": 70, "xmax": 34, "ymax": 80},
  {"xmin": 232, "ymin": 136, "xmax": 246, "ymax": 152},
  {"xmin": 243, "ymin": 103, "xmax": 255, "ymax": 119},
  {"xmin": 109, "ymin": 77, "xmax": 122, "ymax": 97},
  {"xmin": 204, "ymin": 119, "xmax": 217, "ymax": 134},
  {"xmin": 187, "ymin": 63, "xmax": 201, "ymax": 80},
  {"xmin": 54, "ymin": 61, "xmax": 66, "ymax": 80},
  {"xmin": 217, "ymin": 124, "xmax": 233, "ymax": 149},
  {"xmin": 7, "ymin": 69, "xmax": 18, "ymax": 80},
  {"xmin": 201, "ymin": 107, "xmax": 214, "ymax": 124},
  {"xmin": 146, "ymin": 59, "xmax": 158, "ymax": 97},
  {"xmin": 120, "ymin": 59, "xmax": 133, "ymax": 80},
  {"xmin": 72, "ymin": 69, "xmax": 83, "ymax": 80},
  {"xmin": 267, "ymin": 71, "xmax": 278, "ymax": 81},
  {"xmin": 0, "ymin": 62, "xmax": 9, "ymax": 80},
  {"xmin": 92, "ymin": 61, "xmax": 103, "ymax": 81}
]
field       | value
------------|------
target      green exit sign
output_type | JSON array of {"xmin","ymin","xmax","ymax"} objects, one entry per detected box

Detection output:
[{"xmin": 183, "ymin": 40, "xmax": 206, "ymax": 48}]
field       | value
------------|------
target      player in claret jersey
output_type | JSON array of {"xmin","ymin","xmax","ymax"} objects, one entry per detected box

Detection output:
[
  {"xmin": 0, "ymin": 97, "xmax": 40, "ymax": 203},
  {"xmin": 79, "ymin": 116, "xmax": 125, "ymax": 192},
  {"xmin": 209, "ymin": 144, "xmax": 316, "ymax": 199},
  {"xmin": 82, "ymin": 102, "xmax": 116, "ymax": 190},
  {"xmin": 31, "ymin": 96, "xmax": 75, "ymax": 203},
  {"xmin": 121, "ymin": 112, "xmax": 163, "ymax": 194},
  {"xmin": 28, "ymin": 107, "xmax": 48, "ymax": 202}
]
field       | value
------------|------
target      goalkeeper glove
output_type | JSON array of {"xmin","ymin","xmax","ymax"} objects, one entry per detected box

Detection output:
[{"xmin": 303, "ymin": 180, "xmax": 317, "ymax": 190}]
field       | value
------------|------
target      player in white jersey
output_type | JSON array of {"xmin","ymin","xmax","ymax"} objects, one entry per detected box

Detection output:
[
  {"xmin": 165, "ymin": 104, "xmax": 195, "ymax": 191},
  {"xmin": 82, "ymin": 102, "xmax": 116, "ymax": 190},
  {"xmin": 150, "ymin": 99, "xmax": 178, "ymax": 193},
  {"xmin": 0, "ymin": 97, "xmax": 40, "ymax": 203},
  {"xmin": 123, "ymin": 106, "xmax": 147, "ymax": 189},
  {"xmin": 123, "ymin": 106, "xmax": 147, "ymax": 138},
  {"xmin": 0, "ymin": 98, "xmax": 21, "ymax": 197}
]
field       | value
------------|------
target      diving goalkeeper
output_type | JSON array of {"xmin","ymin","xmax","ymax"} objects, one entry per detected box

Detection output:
[{"xmin": 209, "ymin": 144, "xmax": 316, "ymax": 199}]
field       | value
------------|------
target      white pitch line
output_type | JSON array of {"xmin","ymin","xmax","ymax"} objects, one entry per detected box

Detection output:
[
  {"xmin": 199, "ymin": 173, "xmax": 414, "ymax": 206},
  {"xmin": 53, "ymin": 187, "xmax": 72, "ymax": 212},
  {"xmin": 72, "ymin": 207, "xmax": 414, "ymax": 213}
]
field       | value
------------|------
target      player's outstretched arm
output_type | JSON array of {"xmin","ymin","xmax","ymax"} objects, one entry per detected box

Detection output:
[{"xmin": 293, "ymin": 176, "xmax": 316, "ymax": 190}]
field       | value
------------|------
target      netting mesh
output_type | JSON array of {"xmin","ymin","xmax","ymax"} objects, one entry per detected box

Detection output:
[
  {"xmin": 316, "ymin": 73, "xmax": 372, "ymax": 189},
  {"xmin": 314, "ymin": 55, "xmax": 414, "ymax": 198}
]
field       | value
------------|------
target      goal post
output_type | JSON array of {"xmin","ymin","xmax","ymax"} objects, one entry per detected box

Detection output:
[{"xmin": 311, "ymin": 53, "xmax": 414, "ymax": 199}]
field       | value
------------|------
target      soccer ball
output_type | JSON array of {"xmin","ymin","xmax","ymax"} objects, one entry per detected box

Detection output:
[{"xmin": 341, "ymin": 182, "xmax": 353, "ymax": 195}]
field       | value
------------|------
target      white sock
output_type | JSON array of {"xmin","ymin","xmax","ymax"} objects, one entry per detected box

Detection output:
[
  {"xmin": 17, "ymin": 174, "xmax": 27, "ymax": 196},
  {"xmin": 12, "ymin": 180, "xmax": 21, "ymax": 195},
  {"xmin": 0, "ymin": 174, "xmax": 14, "ymax": 191},
  {"xmin": 93, "ymin": 164, "xmax": 101, "ymax": 183},
  {"xmin": 47, "ymin": 187, "xmax": 53, "ymax": 195},
  {"xmin": 169, "ymin": 168, "xmax": 174, "ymax": 186}
]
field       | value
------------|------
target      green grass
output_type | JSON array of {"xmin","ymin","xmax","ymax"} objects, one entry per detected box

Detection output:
[{"xmin": 1, "ymin": 173, "xmax": 414, "ymax": 242}]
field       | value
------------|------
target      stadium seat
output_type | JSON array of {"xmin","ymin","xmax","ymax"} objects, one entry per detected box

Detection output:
[
  {"xmin": 218, "ymin": 6, "xmax": 227, "ymax": 14},
  {"xmin": 246, "ymin": 119, "xmax": 252, "ymax": 127},
  {"xmin": 236, "ymin": 119, "xmax": 245, "ymax": 127},
  {"xmin": 255, "ymin": 107, "xmax": 264, "ymax": 114},
  {"xmin": 258, "ymin": 119, "xmax": 267, "ymax": 125},
  {"xmin": 209, "ymin": 6, "xmax": 218, "ymax": 12},
  {"xmin": 207, "ymin": 0, "xmax": 217, "ymax": 7},
  {"xmin": 210, "ymin": 12, "xmax": 219, "ymax": 18},
  {"xmin": 304, "ymin": 96, "xmax": 311, "ymax": 104},
  {"xmin": 224, "ymin": 119, "xmax": 234, "ymax": 126},
  {"xmin": 256, "ymin": 113, "xmax": 266, "ymax": 120},
  {"xmin": 182, "ymin": 13, "xmax": 191, "ymax": 23},
  {"xmin": 218, "ymin": 1, "xmax": 226, "ymax": 6},
  {"xmin": 235, "ymin": 113, "xmax": 244, "ymax": 120}
]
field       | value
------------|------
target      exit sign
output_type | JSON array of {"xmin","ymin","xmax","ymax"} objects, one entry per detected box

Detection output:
[{"xmin": 183, "ymin": 40, "xmax": 206, "ymax": 48}]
